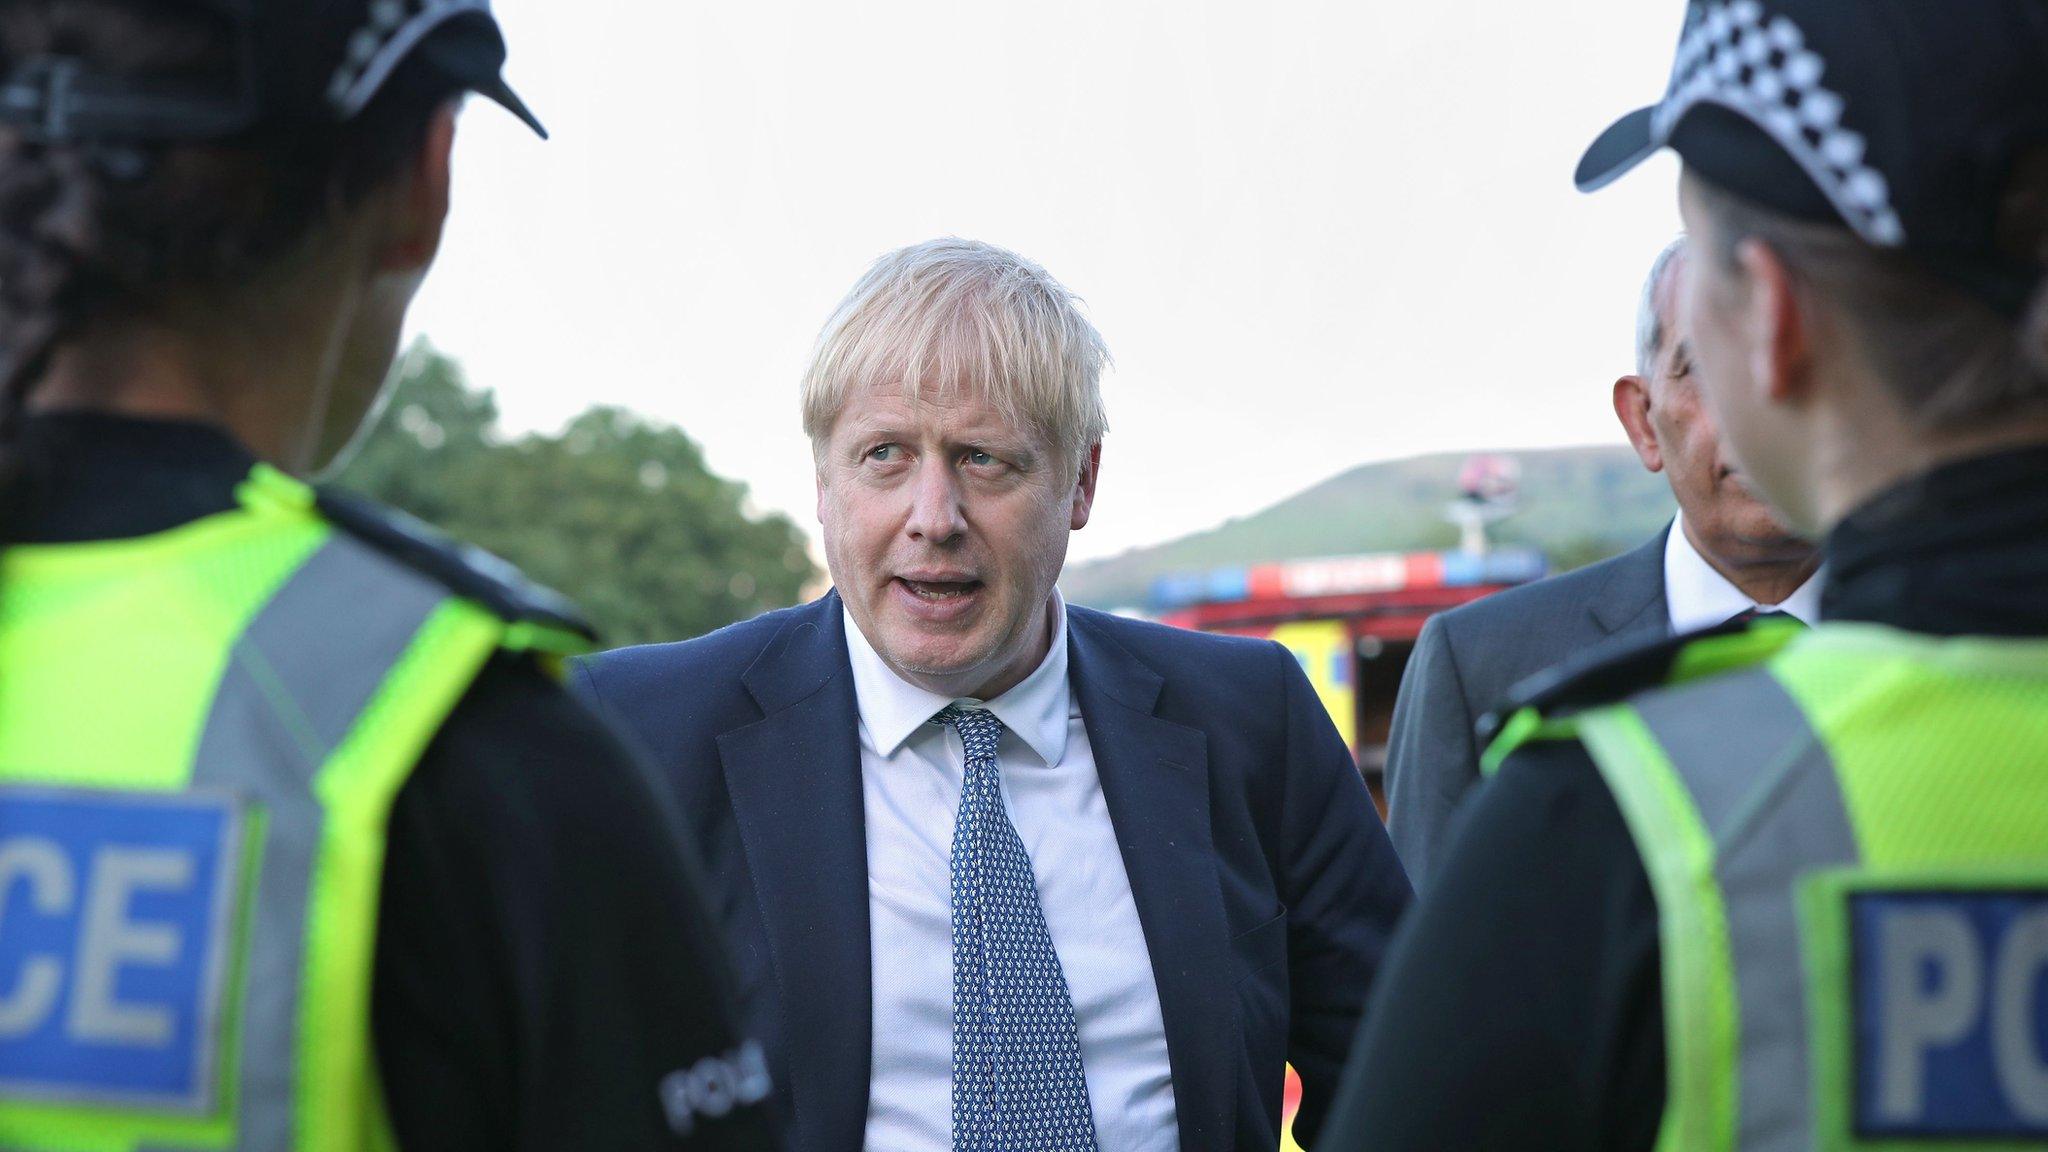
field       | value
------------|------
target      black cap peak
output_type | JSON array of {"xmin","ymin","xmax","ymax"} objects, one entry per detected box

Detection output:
[
  {"xmin": 0, "ymin": 0, "xmax": 544, "ymax": 145},
  {"xmin": 1577, "ymin": 0, "xmax": 2048, "ymax": 315}
]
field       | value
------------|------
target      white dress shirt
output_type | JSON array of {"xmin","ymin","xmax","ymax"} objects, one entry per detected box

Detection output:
[
  {"xmin": 848, "ymin": 591, "xmax": 1179, "ymax": 1152},
  {"xmin": 1664, "ymin": 514, "xmax": 1823, "ymax": 633}
]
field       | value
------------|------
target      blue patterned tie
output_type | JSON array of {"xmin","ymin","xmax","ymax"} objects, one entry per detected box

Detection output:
[{"xmin": 936, "ymin": 704, "xmax": 1099, "ymax": 1152}]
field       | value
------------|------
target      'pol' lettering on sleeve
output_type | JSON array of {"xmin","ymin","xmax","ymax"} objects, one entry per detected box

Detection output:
[{"xmin": 1852, "ymin": 890, "xmax": 2048, "ymax": 1139}]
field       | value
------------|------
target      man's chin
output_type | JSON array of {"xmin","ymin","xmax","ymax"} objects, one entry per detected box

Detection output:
[
  {"xmin": 1728, "ymin": 523, "xmax": 1822, "ymax": 564},
  {"xmin": 873, "ymin": 629, "xmax": 993, "ymax": 684},
  {"xmin": 1713, "ymin": 485, "xmax": 1797, "ymax": 538},
  {"xmin": 1732, "ymin": 504, "xmax": 1806, "ymax": 543}
]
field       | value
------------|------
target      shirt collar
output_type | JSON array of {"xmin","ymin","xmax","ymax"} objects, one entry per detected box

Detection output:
[
  {"xmin": 1664, "ymin": 514, "xmax": 1824, "ymax": 632},
  {"xmin": 842, "ymin": 591, "xmax": 1074, "ymax": 767}
]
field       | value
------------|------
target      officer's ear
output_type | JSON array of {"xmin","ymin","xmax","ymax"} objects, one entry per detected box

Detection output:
[
  {"xmin": 373, "ymin": 102, "xmax": 457, "ymax": 275},
  {"xmin": 1613, "ymin": 373, "xmax": 1663, "ymax": 473},
  {"xmin": 1733, "ymin": 237, "xmax": 1815, "ymax": 409}
]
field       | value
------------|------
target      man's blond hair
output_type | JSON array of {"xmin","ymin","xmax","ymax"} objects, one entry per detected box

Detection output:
[{"xmin": 801, "ymin": 238, "xmax": 1110, "ymax": 469}]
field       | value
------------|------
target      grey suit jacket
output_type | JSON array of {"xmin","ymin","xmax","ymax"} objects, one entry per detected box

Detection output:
[{"xmin": 1383, "ymin": 526, "xmax": 1671, "ymax": 891}]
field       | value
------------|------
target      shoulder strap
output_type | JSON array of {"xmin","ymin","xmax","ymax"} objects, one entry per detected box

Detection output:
[
  {"xmin": 1479, "ymin": 616, "xmax": 1803, "ymax": 775},
  {"xmin": 312, "ymin": 484, "xmax": 597, "ymax": 656}
]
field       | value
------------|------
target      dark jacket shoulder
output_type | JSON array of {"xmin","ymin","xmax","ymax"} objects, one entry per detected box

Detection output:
[
  {"xmin": 579, "ymin": 598, "xmax": 821, "ymax": 685},
  {"xmin": 569, "ymin": 597, "xmax": 834, "ymax": 751}
]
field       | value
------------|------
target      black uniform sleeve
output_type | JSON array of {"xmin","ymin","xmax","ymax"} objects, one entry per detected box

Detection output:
[
  {"xmin": 1315, "ymin": 739, "xmax": 1665, "ymax": 1152},
  {"xmin": 371, "ymin": 653, "xmax": 778, "ymax": 1151}
]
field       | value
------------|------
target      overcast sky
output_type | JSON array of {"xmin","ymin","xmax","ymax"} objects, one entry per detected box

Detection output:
[{"xmin": 407, "ymin": 0, "xmax": 1688, "ymax": 565}]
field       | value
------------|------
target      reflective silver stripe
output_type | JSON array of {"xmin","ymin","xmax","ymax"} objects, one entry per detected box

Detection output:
[
  {"xmin": 1635, "ymin": 668, "xmax": 1860, "ymax": 1152},
  {"xmin": 189, "ymin": 534, "xmax": 449, "ymax": 1149}
]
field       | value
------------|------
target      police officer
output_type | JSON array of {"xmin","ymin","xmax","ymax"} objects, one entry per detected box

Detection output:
[
  {"xmin": 0, "ymin": 2, "xmax": 773, "ymax": 1148},
  {"xmin": 1322, "ymin": 1, "xmax": 2048, "ymax": 1148}
]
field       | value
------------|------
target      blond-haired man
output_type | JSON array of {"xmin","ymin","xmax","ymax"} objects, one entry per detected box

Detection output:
[{"xmin": 575, "ymin": 238, "xmax": 1410, "ymax": 1151}]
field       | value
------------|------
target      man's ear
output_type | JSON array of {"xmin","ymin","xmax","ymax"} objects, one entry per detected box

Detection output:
[
  {"xmin": 1612, "ymin": 374, "xmax": 1664, "ymax": 473},
  {"xmin": 1069, "ymin": 443, "xmax": 1102, "ymax": 531},
  {"xmin": 1735, "ymin": 237, "xmax": 1814, "ymax": 407},
  {"xmin": 376, "ymin": 102, "xmax": 457, "ymax": 274}
]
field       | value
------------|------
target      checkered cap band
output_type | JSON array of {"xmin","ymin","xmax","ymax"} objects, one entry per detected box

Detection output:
[{"xmin": 1653, "ymin": 0, "xmax": 1905, "ymax": 246}]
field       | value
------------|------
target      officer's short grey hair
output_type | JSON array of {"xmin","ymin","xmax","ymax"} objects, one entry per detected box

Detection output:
[
  {"xmin": 801, "ymin": 238, "xmax": 1111, "ymax": 470},
  {"xmin": 1635, "ymin": 236, "xmax": 1689, "ymax": 379}
]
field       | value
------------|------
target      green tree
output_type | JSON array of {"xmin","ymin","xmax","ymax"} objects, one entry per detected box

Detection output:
[{"xmin": 334, "ymin": 341, "xmax": 817, "ymax": 646}]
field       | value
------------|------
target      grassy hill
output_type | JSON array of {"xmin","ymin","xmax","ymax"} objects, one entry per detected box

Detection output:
[{"xmin": 1060, "ymin": 445, "xmax": 1676, "ymax": 610}]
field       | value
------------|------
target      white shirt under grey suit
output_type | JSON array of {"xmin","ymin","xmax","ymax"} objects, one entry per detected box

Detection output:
[
  {"xmin": 1662, "ymin": 513, "xmax": 1821, "ymax": 632},
  {"xmin": 845, "ymin": 591, "xmax": 1180, "ymax": 1152}
]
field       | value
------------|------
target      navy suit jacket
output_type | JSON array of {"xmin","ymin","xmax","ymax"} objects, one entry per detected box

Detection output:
[{"xmin": 573, "ymin": 592, "xmax": 1411, "ymax": 1152}]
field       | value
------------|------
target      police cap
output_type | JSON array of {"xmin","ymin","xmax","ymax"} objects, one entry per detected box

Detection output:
[
  {"xmin": 0, "ymin": 0, "xmax": 545, "ymax": 146},
  {"xmin": 1576, "ymin": 0, "xmax": 2048, "ymax": 316}
]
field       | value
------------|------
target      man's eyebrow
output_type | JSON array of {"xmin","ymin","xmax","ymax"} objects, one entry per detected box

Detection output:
[
  {"xmin": 840, "ymin": 418, "xmax": 902, "ymax": 441},
  {"xmin": 962, "ymin": 433, "xmax": 1042, "ymax": 460}
]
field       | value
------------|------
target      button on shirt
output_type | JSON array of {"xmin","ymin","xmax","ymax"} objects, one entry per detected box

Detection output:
[
  {"xmin": 1663, "ymin": 515, "xmax": 1823, "ymax": 633},
  {"xmin": 847, "ymin": 593, "xmax": 1179, "ymax": 1152}
]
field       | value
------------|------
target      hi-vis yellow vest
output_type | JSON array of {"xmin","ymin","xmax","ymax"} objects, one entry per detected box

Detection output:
[
  {"xmin": 1488, "ymin": 620, "xmax": 2048, "ymax": 1152},
  {"xmin": 0, "ymin": 464, "xmax": 590, "ymax": 1152}
]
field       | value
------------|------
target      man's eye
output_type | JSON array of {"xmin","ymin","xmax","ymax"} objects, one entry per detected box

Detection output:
[
  {"xmin": 869, "ymin": 445, "xmax": 899, "ymax": 462},
  {"xmin": 966, "ymin": 450, "xmax": 997, "ymax": 467},
  {"xmin": 1671, "ymin": 359, "xmax": 1692, "ymax": 379}
]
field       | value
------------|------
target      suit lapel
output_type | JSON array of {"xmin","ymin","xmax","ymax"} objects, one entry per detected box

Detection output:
[
  {"xmin": 1068, "ymin": 612, "xmax": 1236, "ymax": 1152},
  {"xmin": 717, "ymin": 594, "xmax": 872, "ymax": 1152},
  {"xmin": 1589, "ymin": 523, "xmax": 1673, "ymax": 641}
]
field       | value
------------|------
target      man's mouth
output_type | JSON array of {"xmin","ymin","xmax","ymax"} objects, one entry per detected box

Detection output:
[{"xmin": 896, "ymin": 577, "xmax": 983, "ymax": 601}]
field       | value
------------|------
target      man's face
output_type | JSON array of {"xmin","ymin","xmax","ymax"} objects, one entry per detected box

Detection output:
[
  {"xmin": 1635, "ymin": 246, "xmax": 1812, "ymax": 563},
  {"xmin": 816, "ymin": 379, "xmax": 1097, "ymax": 700},
  {"xmin": 1677, "ymin": 175, "xmax": 1824, "ymax": 536}
]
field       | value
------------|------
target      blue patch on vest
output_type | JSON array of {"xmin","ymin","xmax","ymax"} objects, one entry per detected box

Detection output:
[
  {"xmin": 1852, "ymin": 890, "xmax": 2048, "ymax": 1139},
  {"xmin": 0, "ymin": 786, "xmax": 243, "ymax": 1112}
]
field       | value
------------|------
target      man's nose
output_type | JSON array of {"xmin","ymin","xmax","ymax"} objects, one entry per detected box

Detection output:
[{"xmin": 905, "ymin": 460, "xmax": 968, "ymax": 544}]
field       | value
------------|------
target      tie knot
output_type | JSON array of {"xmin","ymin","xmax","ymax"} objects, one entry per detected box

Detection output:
[
  {"xmin": 934, "ymin": 704, "xmax": 1005, "ymax": 760},
  {"xmin": 1727, "ymin": 607, "xmax": 1807, "ymax": 630}
]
